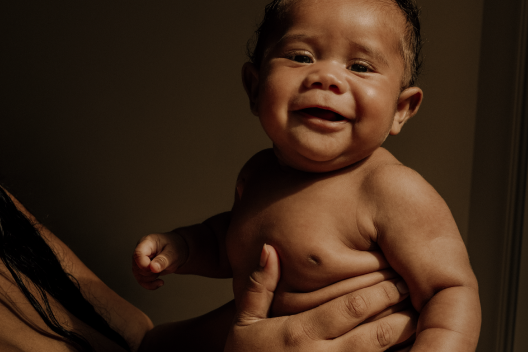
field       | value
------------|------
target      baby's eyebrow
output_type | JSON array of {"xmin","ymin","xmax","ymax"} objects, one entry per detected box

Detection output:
[
  {"xmin": 276, "ymin": 33, "xmax": 314, "ymax": 46},
  {"xmin": 349, "ymin": 42, "xmax": 390, "ymax": 68}
]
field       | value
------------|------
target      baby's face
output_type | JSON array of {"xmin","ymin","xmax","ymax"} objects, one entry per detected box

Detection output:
[{"xmin": 244, "ymin": 0, "xmax": 422, "ymax": 172}]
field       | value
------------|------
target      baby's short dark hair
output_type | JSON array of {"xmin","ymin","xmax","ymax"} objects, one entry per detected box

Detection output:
[{"xmin": 247, "ymin": 0, "xmax": 423, "ymax": 88}]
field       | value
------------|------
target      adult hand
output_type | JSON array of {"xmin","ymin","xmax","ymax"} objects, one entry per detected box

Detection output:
[{"xmin": 225, "ymin": 244, "xmax": 416, "ymax": 351}]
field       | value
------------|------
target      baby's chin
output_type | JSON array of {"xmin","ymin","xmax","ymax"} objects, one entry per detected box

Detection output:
[{"xmin": 273, "ymin": 145, "xmax": 367, "ymax": 173}]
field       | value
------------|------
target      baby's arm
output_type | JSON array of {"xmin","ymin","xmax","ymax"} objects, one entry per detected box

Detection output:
[
  {"xmin": 364, "ymin": 165, "xmax": 481, "ymax": 351},
  {"xmin": 133, "ymin": 151, "xmax": 264, "ymax": 289},
  {"xmin": 133, "ymin": 212, "xmax": 232, "ymax": 289}
]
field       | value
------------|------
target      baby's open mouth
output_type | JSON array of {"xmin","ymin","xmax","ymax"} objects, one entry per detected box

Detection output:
[{"xmin": 299, "ymin": 107, "xmax": 346, "ymax": 122}]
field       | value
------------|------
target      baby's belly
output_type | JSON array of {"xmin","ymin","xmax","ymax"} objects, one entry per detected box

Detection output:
[{"xmin": 227, "ymin": 208, "xmax": 389, "ymax": 316}]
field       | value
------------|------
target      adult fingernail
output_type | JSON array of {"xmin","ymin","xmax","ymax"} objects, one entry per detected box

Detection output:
[
  {"xmin": 259, "ymin": 243, "xmax": 269, "ymax": 267},
  {"xmin": 396, "ymin": 280, "xmax": 409, "ymax": 294}
]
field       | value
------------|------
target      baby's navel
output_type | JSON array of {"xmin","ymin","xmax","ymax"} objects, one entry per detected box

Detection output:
[{"xmin": 307, "ymin": 254, "xmax": 322, "ymax": 266}]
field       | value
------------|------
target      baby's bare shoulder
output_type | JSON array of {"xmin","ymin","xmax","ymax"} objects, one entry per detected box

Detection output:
[
  {"xmin": 359, "ymin": 151, "xmax": 449, "ymax": 223},
  {"xmin": 360, "ymin": 154, "xmax": 459, "ymax": 248},
  {"xmin": 365, "ymin": 164, "xmax": 426, "ymax": 193},
  {"xmin": 362, "ymin": 150, "xmax": 433, "ymax": 200}
]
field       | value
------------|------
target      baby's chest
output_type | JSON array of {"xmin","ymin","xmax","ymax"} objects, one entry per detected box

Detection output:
[{"xmin": 227, "ymin": 176, "xmax": 378, "ymax": 293}]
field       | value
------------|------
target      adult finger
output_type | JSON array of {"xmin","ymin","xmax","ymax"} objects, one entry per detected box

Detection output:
[
  {"xmin": 334, "ymin": 309, "xmax": 417, "ymax": 352},
  {"xmin": 289, "ymin": 279, "xmax": 410, "ymax": 340},
  {"xmin": 272, "ymin": 269, "xmax": 398, "ymax": 316},
  {"xmin": 363, "ymin": 297, "xmax": 413, "ymax": 323},
  {"xmin": 393, "ymin": 344, "xmax": 413, "ymax": 352},
  {"xmin": 235, "ymin": 244, "xmax": 280, "ymax": 322}
]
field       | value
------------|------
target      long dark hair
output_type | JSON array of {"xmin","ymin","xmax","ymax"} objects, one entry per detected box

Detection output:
[{"xmin": 0, "ymin": 186, "xmax": 131, "ymax": 352}]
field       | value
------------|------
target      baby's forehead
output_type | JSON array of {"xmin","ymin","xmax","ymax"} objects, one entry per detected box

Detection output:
[
  {"xmin": 277, "ymin": 0, "xmax": 407, "ymax": 45},
  {"xmin": 276, "ymin": 0, "xmax": 406, "ymax": 52},
  {"xmin": 287, "ymin": 0, "xmax": 404, "ymax": 26}
]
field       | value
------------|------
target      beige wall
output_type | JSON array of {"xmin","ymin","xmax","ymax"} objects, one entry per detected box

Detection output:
[
  {"xmin": 1, "ymin": 0, "xmax": 483, "ymax": 325},
  {"xmin": 466, "ymin": 0, "xmax": 528, "ymax": 349}
]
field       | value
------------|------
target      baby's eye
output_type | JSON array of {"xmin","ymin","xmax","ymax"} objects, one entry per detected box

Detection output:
[
  {"xmin": 349, "ymin": 63, "xmax": 369, "ymax": 73},
  {"xmin": 289, "ymin": 54, "xmax": 312, "ymax": 64}
]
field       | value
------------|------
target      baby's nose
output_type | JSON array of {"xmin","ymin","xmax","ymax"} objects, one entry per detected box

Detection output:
[{"xmin": 303, "ymin": 62, "xmax": 347, "ymax": 94}]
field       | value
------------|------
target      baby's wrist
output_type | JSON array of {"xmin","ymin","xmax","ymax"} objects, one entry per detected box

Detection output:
[{"xmin": 166, "ymin": 229, "xmax": 190, "ymax": 273}]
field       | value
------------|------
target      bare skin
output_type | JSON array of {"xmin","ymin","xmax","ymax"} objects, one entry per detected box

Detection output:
[
  {"xmin": 1, "ymin": 191, "xmax": 153, "ymax": 352},
  {"xmin": 139, "ymin": 245, "xmax": 417, "ymax": 352},
  {"xmin": 134, "ymin": 0, "xmax": 481, "ymax": 351},
  {"xmin": 225, "ymin": 244, "xmax": 417, "ymax": 352},
  {"xmin": 1, "ymin": 188, "xmax": 417, "ymax": 352}
]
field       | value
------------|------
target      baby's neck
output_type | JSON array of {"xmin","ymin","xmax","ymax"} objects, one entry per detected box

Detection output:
[{"xmin": 272, "ymin": 145, "xmax": 378, "ymax": 175}]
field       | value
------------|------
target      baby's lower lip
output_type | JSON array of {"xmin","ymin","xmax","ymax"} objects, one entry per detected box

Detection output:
[{"xmin": 298, "ymin": 108, "xmax": 346, "ymax": 122}]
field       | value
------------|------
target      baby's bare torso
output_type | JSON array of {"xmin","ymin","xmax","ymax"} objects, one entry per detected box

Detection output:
[{"xmin": 227, "ymin": 148, "xmax": 396, "ymax": 316}]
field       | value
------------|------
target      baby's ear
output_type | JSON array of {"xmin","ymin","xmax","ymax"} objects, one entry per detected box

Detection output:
[
  {"xmin": 242, "ymin": 62, "xmax": 260, "ymax": 116},
  {"xmin": 390, "ymin": 86, "xmax": 423, "ymax": 135}
]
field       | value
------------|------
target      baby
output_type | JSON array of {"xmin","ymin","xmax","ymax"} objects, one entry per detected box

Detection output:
[{"xmin": 133, "ymin": 0, "xmax": 481, "ymax": 350}]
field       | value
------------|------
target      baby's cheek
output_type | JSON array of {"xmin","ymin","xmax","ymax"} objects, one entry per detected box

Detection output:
[{"xmin": 360, "ymin": 80, "xmax": 397, "ymax": 107}]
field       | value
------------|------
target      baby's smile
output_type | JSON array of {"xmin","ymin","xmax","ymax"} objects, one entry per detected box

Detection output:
[
  {"xmin": 245, "ymin": 0, "xmax": 419, "ymax": 173},
  {"xmin": 297, "ymin": 107, "xmax": 347, "ymax": 122}
]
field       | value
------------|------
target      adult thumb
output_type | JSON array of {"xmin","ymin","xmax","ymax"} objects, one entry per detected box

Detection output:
[{"xmin": 236, "ymin": 244, "xmax": 280, "ymax": 321}]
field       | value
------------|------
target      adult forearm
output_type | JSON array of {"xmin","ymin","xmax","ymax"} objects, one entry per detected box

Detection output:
[{"xmin": 138, "ymin": 301, "xmax": 234, "ymax": 352}]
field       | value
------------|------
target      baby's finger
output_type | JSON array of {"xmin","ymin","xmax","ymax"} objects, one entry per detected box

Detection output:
[
  {"xmin": 133, "ymin": 239, "xmax": 157, "ymax": 269},
  {"xmin": 141, "ymin": 278, "xmax": 164, "ymax": 290},
  {"xmin": 150, "ymin": 246, "xmax": 178, "ymax": 273},
  {"xmin": 132, "ymin": 264, "xmax": 164, "ymax": 290},
  {"xmin": 138, "ymin": 277, "xmax": 164, "ymax": 290}
]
